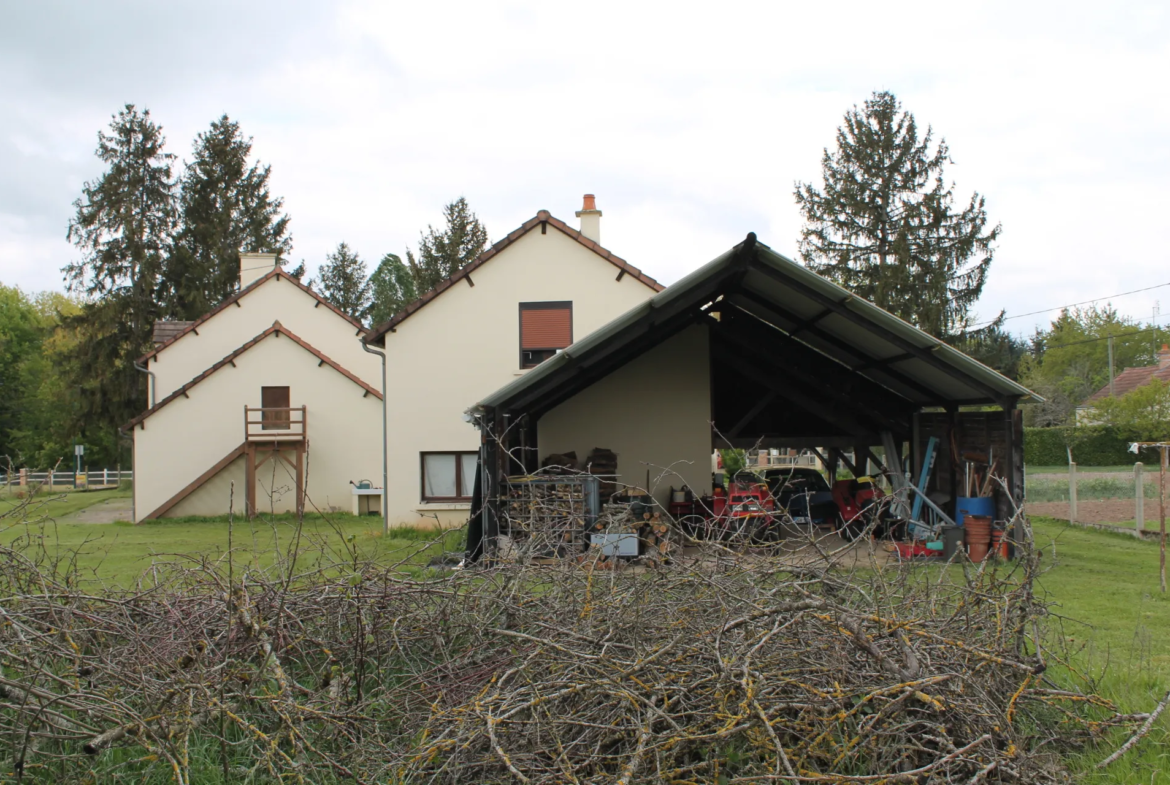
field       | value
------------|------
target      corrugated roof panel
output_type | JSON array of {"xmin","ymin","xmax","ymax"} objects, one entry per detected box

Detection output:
[{"xmin": 475, "ymin": 237, "xmax": 1039, "ymax": 412}]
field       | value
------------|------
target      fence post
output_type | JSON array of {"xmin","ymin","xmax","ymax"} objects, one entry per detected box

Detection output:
[
  {"xmin": 1136, "ymin": 462, "xmax": 1145, "ymax": 533},
  {"xmin": 1068, "ymin": 461, "xmax": 1078, "ymax": 525}
]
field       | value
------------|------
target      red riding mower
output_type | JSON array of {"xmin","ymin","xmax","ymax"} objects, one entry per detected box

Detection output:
[{"xmin": 831, "ymin": 476, "xmax": 904, "ymax": 541}]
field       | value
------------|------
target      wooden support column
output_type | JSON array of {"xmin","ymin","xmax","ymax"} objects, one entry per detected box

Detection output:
[
  {"xmin": 945, "ymin": 406, "xmax": 959, "ymax": 521},
  {"xmin": 295, "ymin": 444, "xmax": 305, "ymax": 516},
  {"xmin": 245, "ymin": 443, "xmax": 257, "ymax": 520}
]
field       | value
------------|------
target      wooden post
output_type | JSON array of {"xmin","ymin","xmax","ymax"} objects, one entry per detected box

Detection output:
[
  {"xmin": 1068, "ymin": 461, "xmax": 1078, "ymax": 525},
  {"xmin": 1135, "ymin": 462, "xmax": 1145, "ymax": 533},
  {"xmin": 1161, "ymin": 447, "xmax": 1167, "ymax": 594},
  {"xmin": 295, "ymin": 445, "xmax": 305, "ymax": 517},
  {"xmin": 245, "ymin": 444, "xmax": 257, "ymax": 520}
]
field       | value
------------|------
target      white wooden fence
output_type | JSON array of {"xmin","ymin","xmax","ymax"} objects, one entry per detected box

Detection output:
[{"xmin": 1, "ymin": 469, "xmax": 132, "ymax": 488}]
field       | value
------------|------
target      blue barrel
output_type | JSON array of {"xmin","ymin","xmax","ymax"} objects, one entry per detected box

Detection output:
[{"xmin": 956, "ymin": 496, "xmax": 995, "ymax": 527}]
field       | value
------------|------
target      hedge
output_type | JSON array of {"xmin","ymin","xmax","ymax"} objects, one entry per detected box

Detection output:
[{"xmin": 1023, "ymin": 426, "xmax": 1135, "ymax": 467}]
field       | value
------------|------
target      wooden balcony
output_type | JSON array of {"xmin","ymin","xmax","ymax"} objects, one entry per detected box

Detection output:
[{"xmin": 244, "ymin": 406, "xmax": 307, "ymax": 442}]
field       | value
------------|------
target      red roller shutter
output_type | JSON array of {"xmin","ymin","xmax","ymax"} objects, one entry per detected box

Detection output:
[{"xmin": 520, "ymin": 303, "xmax": 572, "ymax": 350}]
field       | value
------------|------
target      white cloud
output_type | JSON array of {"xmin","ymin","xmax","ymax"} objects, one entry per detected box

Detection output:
[{"xmin": 1, "ymin": 0, "xmax": 1167, "ymax": 337}]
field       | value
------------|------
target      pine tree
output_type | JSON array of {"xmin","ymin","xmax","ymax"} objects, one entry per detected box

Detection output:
[
  {"xmin": 63, "ymin": 104, "xmax": 176, "ymax": 444},
  {"xmin": 314, "ymin": 243, "xmax": 370, "ymax": 320},
  {"xmin": 794, "ymin": 91, "xmax": 1001, "ymax": 339},
  {"xmin": 365, "ymin": 252, "xmax": 418, "ymax": 327},
  {"xmin": 160, "ymin": 115, "xmax": 291, "ymax": 319},
  {"xmin": 407, "ymin": 197, "xmax": 489, "ymax": 293}
]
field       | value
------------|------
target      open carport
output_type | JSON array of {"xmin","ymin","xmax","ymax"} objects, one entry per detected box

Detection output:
[{"xmin": 466, "ymin": 233, "xmax": 1039, "ymax": 557}]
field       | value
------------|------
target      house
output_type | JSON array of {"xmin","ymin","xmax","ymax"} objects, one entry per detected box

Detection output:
[
  {"xmin": 467, "ymin": 233, "xmax": 1039, "ymax": 558},
  {"xmin": 125, "ymin": 253, "xmax": 383, "ymax": 521},
  {"xmin": 1076, "ymin": 344, "xmax": 1170, "ymax": 423},
  {"xmin": 362, "ymin": 196, "xmax": 663, "ymax": 528}
]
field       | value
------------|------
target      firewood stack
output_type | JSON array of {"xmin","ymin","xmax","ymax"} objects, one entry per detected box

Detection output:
[
  {"xmin": 586, "ymin": 447, "xmax": 618, "ymax": 499},
  {"xmin": 504, "ymin": 475, "xmax": 596, "ymax": 557}
]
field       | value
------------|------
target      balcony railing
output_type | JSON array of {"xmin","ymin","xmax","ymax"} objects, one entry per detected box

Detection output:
[{"xmin": 245, "ymin": 406, "xmax": 307, "ymax": 441}]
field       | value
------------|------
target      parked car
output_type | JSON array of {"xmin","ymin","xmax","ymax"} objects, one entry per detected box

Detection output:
[{"xmin": 759, "ymin": 467, "xmax": 837, "ymax": 527}]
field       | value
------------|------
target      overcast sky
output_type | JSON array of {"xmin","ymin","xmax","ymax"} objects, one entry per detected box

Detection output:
[{"xmin": 2, "ymin": 0, "xmax": 1167, "ymax": 336}]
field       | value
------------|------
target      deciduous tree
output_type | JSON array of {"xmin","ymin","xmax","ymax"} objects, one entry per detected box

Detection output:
[
  {"xmin": 365, "ymin": 252, "xmax": 418, "ymax": 327},
  {"xmin": 795, "ymin": 91, "xmax": 1001, "ymax": 339}
]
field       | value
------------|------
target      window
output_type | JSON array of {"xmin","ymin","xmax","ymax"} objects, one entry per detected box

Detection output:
[
  {"xmin": 520, "ymin": 301, "xmax": 572, "ymax": 369},
  {"xmin": 421, "ymin": 452, "xmax": 478, "ymax": 502},
  {"xmin": 261, "ymin": 386, "xmax": 290, "ymax": 430}
]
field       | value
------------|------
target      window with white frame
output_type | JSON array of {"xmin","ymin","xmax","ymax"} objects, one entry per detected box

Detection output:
[{"xmin": 420, "ymin": 452, "xmax": 478, "ymax": 502}]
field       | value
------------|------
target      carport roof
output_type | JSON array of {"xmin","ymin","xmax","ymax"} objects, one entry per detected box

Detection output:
[{"xmin": 475, "ymin": 234, "xmax": 1038, "ymax": 416}]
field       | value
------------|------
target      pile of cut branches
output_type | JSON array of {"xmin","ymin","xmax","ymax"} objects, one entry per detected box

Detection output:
[{"xmin": 0, "ymin": 497, "xmax": 1163, "ymax": 784}]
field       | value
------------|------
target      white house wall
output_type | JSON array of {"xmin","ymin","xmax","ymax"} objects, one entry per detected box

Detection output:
[
  {"xmin": 148, "ymin": 277, "xmax": 377, "ymax": 401},
  {"xmin": 133, "ymin": 333, "xmax": 382, "ymax": 521},
  {"xmin": 382, "ymin": 227, "xmax": 658, "ymax": 527},
  {"xmin": 537, "ymin": 325, "xmax": 713, "ymax": 510}
]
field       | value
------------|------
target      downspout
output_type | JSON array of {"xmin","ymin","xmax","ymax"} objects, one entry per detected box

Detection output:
[
  {"xmin": 134, "ymin": 360, "xmax": 156, "ymax": 407},
  {"xmin": 361, "ymin": 337, "xmax": 390, "ymax": 533}
]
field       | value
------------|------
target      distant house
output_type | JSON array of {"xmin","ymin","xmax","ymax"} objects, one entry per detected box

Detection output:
[
  {"xmin": 125, "ymin": 253, "xmax": 382, "ymax": 521},
  {"xmin": 362, "ymin": 196, "xmax": 663, "ymax": 528},
  {"xmin": 1076, "ymin": 344, "xmax": 1170, "ymax": 424}
]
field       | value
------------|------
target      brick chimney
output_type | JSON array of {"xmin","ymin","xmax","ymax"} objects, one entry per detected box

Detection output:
[
  {"xmin": 1159, "ymin": 344, "xmax": 1170, "ymax": 368},
  {"xmin": 239, "ymin": 252, "xmax": 279, "ymax": 290},
  {"xmin": 575, "ymin": 194, "xmax": 602, "ymax": 244}
]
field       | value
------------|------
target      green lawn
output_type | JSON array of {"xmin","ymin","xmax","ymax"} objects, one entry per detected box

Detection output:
[
  {"xmin": 1029, "ymin": 517, "xmax": 1170, "ymax": 782},
  {"xmin": 0, "ymin": 511, "xmax": 464, "ymax": 586}
]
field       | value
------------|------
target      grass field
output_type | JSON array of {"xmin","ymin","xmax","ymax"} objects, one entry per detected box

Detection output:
[
  {"xmin": 1028, "ymin": 516, "xmax": 1170, "ymax": 782},
  {"xmin": 0, "ymin": 487, "xmax": 463, "ymax": 585}
]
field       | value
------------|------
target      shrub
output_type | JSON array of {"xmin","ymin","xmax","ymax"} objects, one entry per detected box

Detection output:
[{"xmin": 1025, "ymin": 425, "xmax": 1134, "ymax": 466}]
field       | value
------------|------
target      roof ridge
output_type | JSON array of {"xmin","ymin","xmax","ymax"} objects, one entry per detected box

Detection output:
[
  {"xmin": 364, "ymin": 210, "xmax": 663, "ymax": 343},
  {"xmin": 123, "ymin": 322, "xmax": 380, "ymax": 432},
  {"xmin": 139, "ymin": 270, "xmax": 366, "ymax": 364}
]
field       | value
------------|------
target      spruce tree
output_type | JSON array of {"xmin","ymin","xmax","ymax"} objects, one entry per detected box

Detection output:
[
  {"xmin": 365, "ymin": 252, "xmax": 418, "ymax": 327},
  {"xmin": 63, "ymin": 104, "xmax": 176, "ymax": 442},
  {"xmin": 794, "ymin": 91, "xmax": 1001, "ymax": 339},
  {"xmin": 314, "ymin": 243, "xmax": 370, "ymax": 320},
  {"xmin": 407, "ymin": 197, "xmax": 488, "ymax": 293},
  {"xmin": 161, "ymin": 115, "xmax": 291, "ymax": 319}
]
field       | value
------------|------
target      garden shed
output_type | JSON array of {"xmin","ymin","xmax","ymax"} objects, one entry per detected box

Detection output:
[{"xmin": 466, "ymin": 234, "xmax": 1039, "ymax": 557}]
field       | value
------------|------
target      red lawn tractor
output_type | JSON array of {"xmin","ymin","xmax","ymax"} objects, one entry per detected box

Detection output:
[
  {"xmin": 670, "ymin": 476, "xmax": 778, "ymax": 541},
  {"xmin": 831, "ymin": 476, "xmax": 903, "ymax": 541}
]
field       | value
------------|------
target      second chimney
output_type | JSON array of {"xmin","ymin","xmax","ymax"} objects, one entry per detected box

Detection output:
[
  {"xmin": 575, "ymin": 194, "xmax": 602, "ymax": 244},
  {"xmin": 239, "ymin": 252, "xmax": 279, "ymax": 290}
]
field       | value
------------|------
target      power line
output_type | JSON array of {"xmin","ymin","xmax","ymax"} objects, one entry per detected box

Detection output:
[
  {"xmin": 974, "ymin": 280, "xmax": 1170, "ymax": 328},
  {"xmin": 1042, "ymin": 321, "xmax": 1170, "ymax": 352}
]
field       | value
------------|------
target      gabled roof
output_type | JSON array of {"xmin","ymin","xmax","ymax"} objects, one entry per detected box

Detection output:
[
  {"xmin": 124, "ymin": 321, "xmax": 381, "ymax": 432},
  {"xmin": 1083, "ymin": 363, "xmax": 1170, "ymax": 405},
  {"xmin": 476, "ymin": 234, "xmax": 1039, "ymax": 418},
  {"xmin": 140, "ymin": 269, "xmax": 366, "ymax": 364},
  {"xmin": 153, "ymin": 321, "xmax": 194, "ymax": 346},
  {"xmin": 365, "ymin": 210, "xmax": 664, "ymax": 344}
]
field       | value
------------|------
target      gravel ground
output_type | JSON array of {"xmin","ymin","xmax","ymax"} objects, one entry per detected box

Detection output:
[{"xmin": 58, "ymin": 497, "xmax": 134, "ymax": 524}]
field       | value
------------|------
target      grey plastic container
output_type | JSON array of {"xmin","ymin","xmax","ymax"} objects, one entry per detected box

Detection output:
[{"xmin": 940, "ymin": 525, "xmax": 964, "ymax": 560}]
